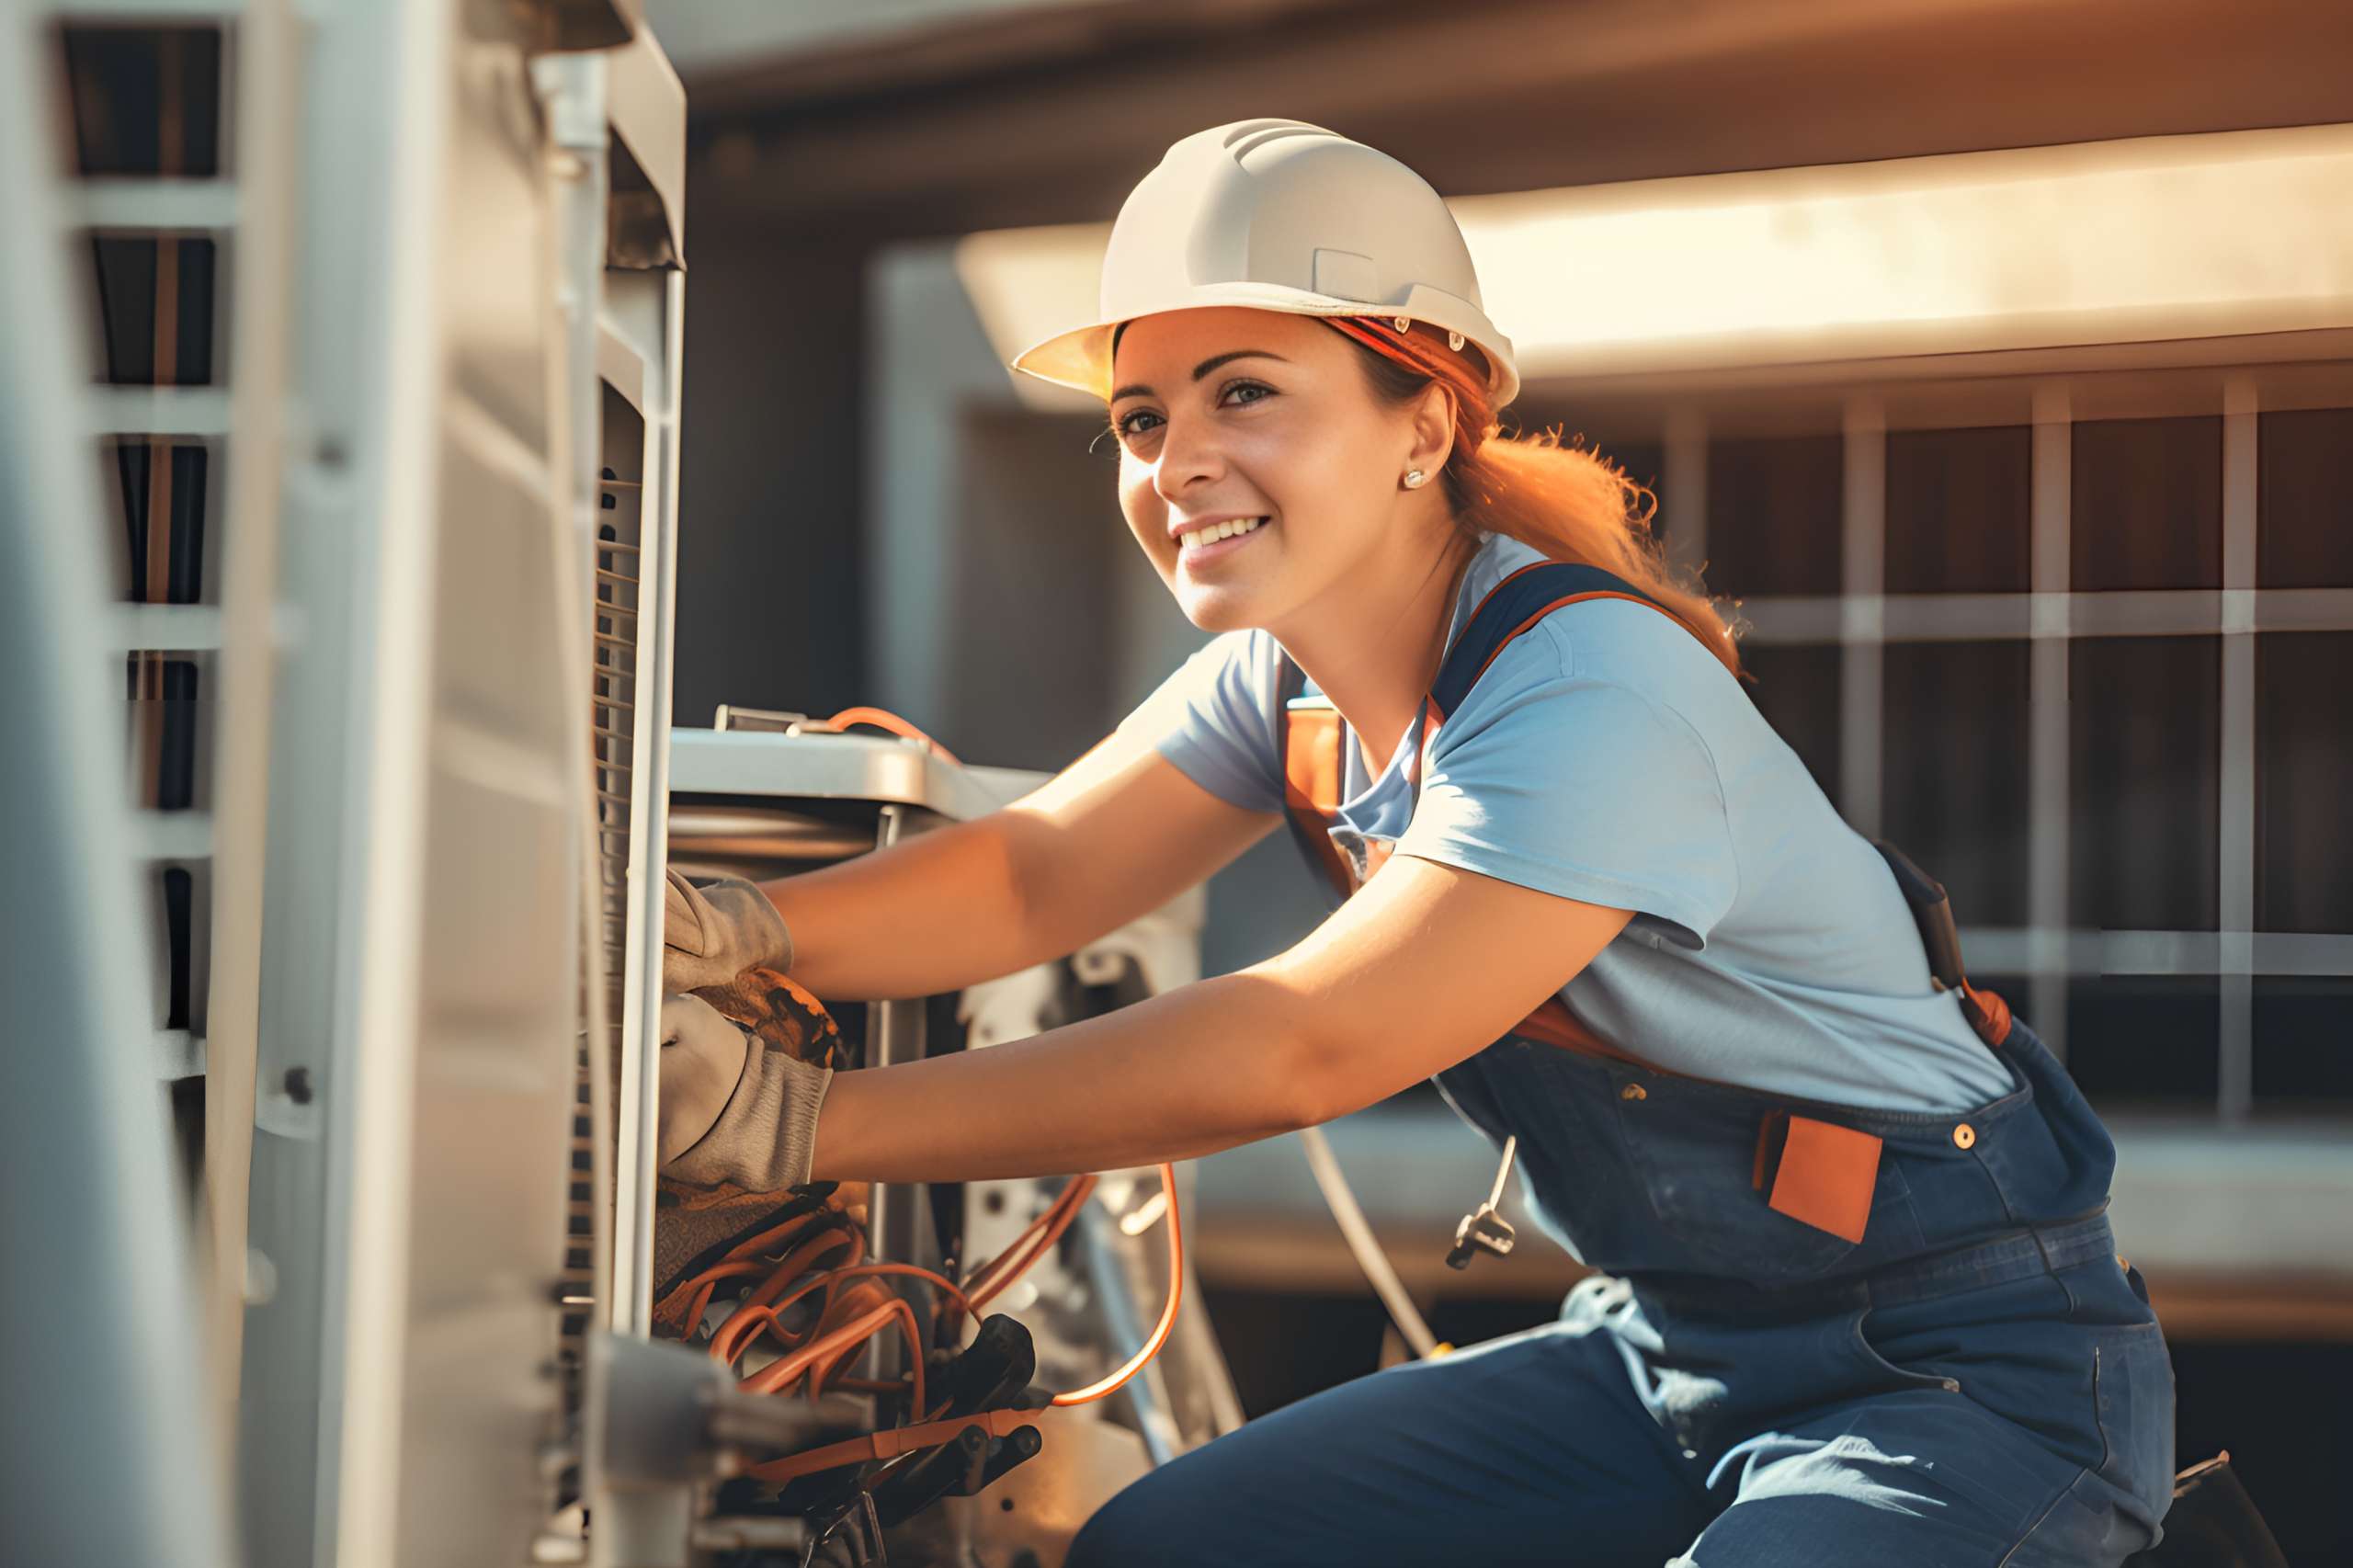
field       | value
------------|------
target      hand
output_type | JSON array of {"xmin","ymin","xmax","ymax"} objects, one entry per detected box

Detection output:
[
  {"xmin": 655, "ymin": 992, "xmax": 753, "ymax": 1165},
  {"xmin": 658, "ymin": 993, "xmax": 835, "ymax": 1192},
  {"xmin": 664, "ymin": 869, "xmax": 794, "ymax": 994}
]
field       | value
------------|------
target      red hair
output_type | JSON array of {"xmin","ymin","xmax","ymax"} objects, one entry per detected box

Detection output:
[{"xmin": 1324, "ymin": 316, "xmax": 1744, "ymax": 678}]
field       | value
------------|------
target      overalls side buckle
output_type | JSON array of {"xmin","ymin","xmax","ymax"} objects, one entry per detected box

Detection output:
[{"xmin": 1447, "ymin": 1135, "xmax": 1519, "ymax": 1270}]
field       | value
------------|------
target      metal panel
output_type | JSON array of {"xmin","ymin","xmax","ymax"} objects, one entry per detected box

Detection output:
[
  {"xmin": 232, "ymin": 1, "xmax": 587, "ymax": 1563},
  {"xmin": 669, "ymin": 727, "xmax": 1041, "ymax": 820},
  {"xmin": 0, "ymin": 8, "xmax": 235, "ymax": 1560},
  {"xmin": 604, "ymin": 23, "xmax": 685, "ymax": 268},
  {"xmin": 345, "ymin": 11, "xmax": 582, "ymax": 1562},
  {"xmin": 76, "ymin": 176, "xmax": 240, "ymax": 230},
  {"xmin": 606, "ymin": 266, "xmax": 684, "ymax": 1344}
]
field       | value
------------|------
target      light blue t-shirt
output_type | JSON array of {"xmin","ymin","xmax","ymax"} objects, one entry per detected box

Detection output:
[{"xmin": 1119, "ymin": 531, "xmax": 2013, "ymax": 1114}]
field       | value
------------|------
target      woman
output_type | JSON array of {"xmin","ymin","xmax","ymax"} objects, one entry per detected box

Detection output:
[{"xmin": 658, "ymin": 120, "xmax": 2175, "ymax": 1565}]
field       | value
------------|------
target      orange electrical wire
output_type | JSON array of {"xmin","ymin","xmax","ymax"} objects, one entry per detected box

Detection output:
[
  {"xmin": 964, "ymin": 1174, "xmax": 1097, "ymax": 1309},
  {"xmin": 658, "ymin": 1199, "xmax": 842, "ymax": 1335},
  {"xmin": 819, "ymin": 707, "xmax": 961, "ymax": 765},
  {"xmin": 710, "ymin": 1303, "xmax": 795, "ymax": 1368},
  {"xmin": 740, "ymin": 1296, "xmax": 927, "ymax": 1416},
  {"xmin": 733, "ymin": 1176, "xmax": 1095, "ymax": 1413},
  {"xmin": 1051, "ymin": 1165, "xmax": 1179, "ymax": 1407},
  {"xmin": 708, "ymin": 1227, "xmax": 863, "ymax": 1365},
  {"xmin": 712, "ymin": 1167, "xmax": 1185, "ymax": 1489},
  {"xmin": 922, "ymin": 1173, "xmax": 1095, "ymax": 1349},
  {"xmin": 745, "ymin": 1407, "xmax": 1038, "ymax": 1487},
  {"xmin": 766, "ymin": 1262, "xmax": 975, "ymax": 1325},
  {"xmin": 802, "ymin": 1279, "xmax": 900, "ymax": 1400}
]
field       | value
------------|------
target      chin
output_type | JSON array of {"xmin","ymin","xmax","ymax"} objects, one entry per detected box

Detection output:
[{"xmin": 1173, "ymin": 584, "xmax": 1266, "ymax": 635}]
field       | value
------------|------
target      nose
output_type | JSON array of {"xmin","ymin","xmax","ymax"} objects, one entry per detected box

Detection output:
[{"xmin": 1151, "ymin": 408, "xmax": 1224, "ymax": 504}]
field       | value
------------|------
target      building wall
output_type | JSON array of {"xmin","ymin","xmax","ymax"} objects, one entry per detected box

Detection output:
[{"xmin": 672, "ymin": 224, "xmax": 870, "ymax": 727}]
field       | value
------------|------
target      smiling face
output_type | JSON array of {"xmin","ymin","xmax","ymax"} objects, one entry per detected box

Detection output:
[{"xmin": 1107, "ymin": 307, "xmax": 1452, "ymax": 636}]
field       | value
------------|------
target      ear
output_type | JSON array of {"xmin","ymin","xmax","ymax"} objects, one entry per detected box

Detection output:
[{"xmin": 1404, "ymin": 381, "xmax": 1456, "ymax": 479}]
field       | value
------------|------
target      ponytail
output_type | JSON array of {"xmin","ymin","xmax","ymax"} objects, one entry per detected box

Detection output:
[
  {"xmin": 1327, "ymin": 318, "xmax": 1745, "ymax": 678},
  {"xmin": 1455, "ymin": 431, "xmax": 1744, "ymax": 677}
]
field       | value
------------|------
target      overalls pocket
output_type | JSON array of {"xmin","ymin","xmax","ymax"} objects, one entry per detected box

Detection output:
[
  {"xmin": 2092, "ymin": 1316, "xmax": 2177, "ymax": 1517},
  {"xmin": 1846, "ymin": 1307, "xmax": 1963, "ymax": 1396},
  {"xmin": 1605, "ymin": 1067, "xmax": 1870, "ymax": 1282},
  {"xmin": 2043, "ymin": 1253, "xmax": 2178, "ymax": 1515}
]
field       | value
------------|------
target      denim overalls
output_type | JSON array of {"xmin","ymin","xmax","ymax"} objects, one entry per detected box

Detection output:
[{"xmin": 1068, "ymin": 564, "xmax": 2177, "ymax": 1567}]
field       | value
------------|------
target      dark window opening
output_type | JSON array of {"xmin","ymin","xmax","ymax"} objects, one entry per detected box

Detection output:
[
  {"xmin": 89, "ymin": 234, "xmax": 218, "ymax": 386},
  {"xmin": 110, "ymin": 440, "xmax": 210, "ymax": 603}
]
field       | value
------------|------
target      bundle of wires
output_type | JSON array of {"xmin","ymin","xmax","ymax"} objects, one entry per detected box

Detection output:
[
  {"xmin": 665, "ymin": 699, "xmax": 1177, "ymax": 1490},
  {"xmin": 661, "ymin": 1164, "xmax": 1184, "ymax": 1489}
]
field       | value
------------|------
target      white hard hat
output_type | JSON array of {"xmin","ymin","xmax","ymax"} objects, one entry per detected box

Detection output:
[{"xmin": 1013, "ymin": 119, "xmax": 1519, "ymax": 408}]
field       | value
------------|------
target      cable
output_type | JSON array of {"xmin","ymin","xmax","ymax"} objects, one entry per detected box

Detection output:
[
  {"xmin": 745, "ymin": 1408, "xmax": 1036, "ymax": 1487},
  {"xmin": 657, "ymin": 1198, "xmax": 842, "ymax": 1336},
  {"xmin": 740, "ymin": 1296, "xmax": 926, "ymax": 1416},
  {"xmin": 816, "ymin": 706, "xmax": 961, "ymax": 765},
  {"xmin": 1050, "ymin": 1163, "xmax": 1181, "ymax": 1407},
  {"xmin": 800, "ymin": 1279, "xmax": 903, "ymax": 1402},
  {"xmin": 794, "ymin": 1262, "xmax": 975, "ymax": 1322},
  {"xmin": 965, "ymin": 1174, "xmax": 1096, "ymax": 1310},
  {"xmin": 713, "ymin": 1165, "xmax": 1187, "ymax": 1486},
  {"xmin": 708, "ymin": 1226, "xmax": 863, "ymax": 1365},
  {"xmin": 1296, "ymin": 1125, "xmax": 1440, "ymax": 1359}
]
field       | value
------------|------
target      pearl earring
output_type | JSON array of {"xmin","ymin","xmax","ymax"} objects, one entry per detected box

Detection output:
[{"xmin": 1404, "ymin": 469, "xmax": 1427, "ymax": 489}]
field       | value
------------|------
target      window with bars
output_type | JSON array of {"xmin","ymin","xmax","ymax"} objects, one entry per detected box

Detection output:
[{"xmin": 1586, "ymin": 381, "xmax": 2353, "ymax": 1122}]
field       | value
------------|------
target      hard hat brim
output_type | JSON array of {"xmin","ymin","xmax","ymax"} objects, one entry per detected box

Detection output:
[{"xmin": 1012, "ymin": 282, "xmax": 1519, "ymax": 408}]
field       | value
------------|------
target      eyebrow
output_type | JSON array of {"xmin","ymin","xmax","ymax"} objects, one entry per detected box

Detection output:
[{"xmin": 1109, "ymin": 349, "xmax": 1290, "ymax": 403}]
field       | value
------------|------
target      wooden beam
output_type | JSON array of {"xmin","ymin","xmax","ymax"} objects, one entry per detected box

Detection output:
[{"xmin": 688, "ymin": 0, "xmax": 2353, "ymax": 239}]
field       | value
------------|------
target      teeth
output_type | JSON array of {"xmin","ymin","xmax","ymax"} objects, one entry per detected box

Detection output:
[{"xmin": 1181, "ymin": 517, "xmax": 1266, "ymax": 551}]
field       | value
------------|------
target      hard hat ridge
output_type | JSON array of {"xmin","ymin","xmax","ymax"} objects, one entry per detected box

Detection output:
[{"xmin": 1013, "ymin": 119, "xmax": 1519, "ymax": 407}]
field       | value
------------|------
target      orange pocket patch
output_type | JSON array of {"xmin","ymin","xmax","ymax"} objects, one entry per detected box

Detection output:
[{"xmin": 1755, "ymin": 1113, "xmax": 1881, "ymax": 1245}]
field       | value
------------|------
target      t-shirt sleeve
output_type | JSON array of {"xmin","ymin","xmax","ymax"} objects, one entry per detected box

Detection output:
[
  {"xmin": 1112, "ymin": 630, "xmax": 1286, "ymax": 814},
  {"xmin": 1395, "ymin": 627, "xmax": 1738, "ymax": 948}
]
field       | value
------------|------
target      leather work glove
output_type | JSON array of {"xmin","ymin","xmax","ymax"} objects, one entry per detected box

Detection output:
[
  {"xmin": 663, "ymin": 869, "xmax": 794, "ymax": 994},
  {"xmin": 657, "ymin": 992, "xmax": 833, "ymax": 1192}
]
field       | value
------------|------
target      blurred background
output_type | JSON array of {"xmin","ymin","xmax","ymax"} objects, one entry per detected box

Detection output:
[
  {"xmin": 658, "ymin": 0, "xmax": 2353, "ymax": 1535},
  {"xmin": 12, "ymin": 0, "xmax": 2350, "ymax": 1562},
  {"xmin": 659, "ymin": 4, "xmax": 2353, "ymax": 1552}
]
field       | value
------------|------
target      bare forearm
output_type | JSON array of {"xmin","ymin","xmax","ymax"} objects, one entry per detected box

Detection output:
[
  {"xmin": 757, "ymin": 745, "xmax": 1272, "ymax": 1003},
  {"xmin": 807, "ymin": 970, "xmax": 1325, "ymax": 1184},
  {"xmin": 801, "ymin": 859, "xmax": 1630, "ymax": 1185},
  {"xmin": 761, "ymin": 813, "xmax": 1051, "ymax": 1000}
]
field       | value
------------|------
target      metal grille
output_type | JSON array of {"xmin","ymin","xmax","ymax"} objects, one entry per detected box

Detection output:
[
  {"xmin": 1645, "ymin": 371, "xmax": 2353, "ymax": 1126},
  {"xmin": 548, "ymin": 488, "xmax": 644, "ymax": 1511},
  {"xmin": 595, "ymin": 518, "xmax": 641, "ymax": 1014}
]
